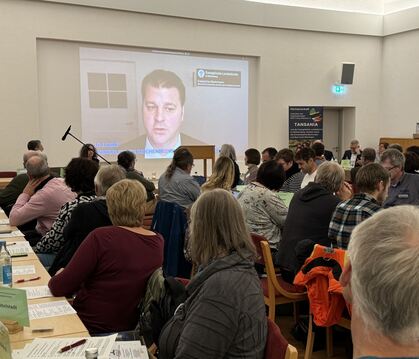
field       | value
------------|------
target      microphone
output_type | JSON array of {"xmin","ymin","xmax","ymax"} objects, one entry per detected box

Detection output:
[
  {"xmin": 61, "ymin": 125, "xmax": 72, "ymax": 141},
  {"xmin": 60, "ymin": 124, "xmax": 111, "ymax": 164}
]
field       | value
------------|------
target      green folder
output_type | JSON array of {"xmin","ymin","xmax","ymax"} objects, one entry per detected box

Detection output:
[
  {"xmin": 277, "ymin": 192, "xmax": 294, "ymax": 207},
  {"xmin": 0, "ymin": 287, "xmax": 29, "ymax": 327}
]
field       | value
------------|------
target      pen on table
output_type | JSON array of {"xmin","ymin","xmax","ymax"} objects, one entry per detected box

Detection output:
[
  {"xmin": 11, "ymin": 254, "xmax": 28, "ymax": 258},
  {"xmin": 59, "ymin": 338, "xmax": 87, "ymax": 353},
  {"xmin": 15, "ymin": 276, "xmax": 41, "ymax": 283},
  {"xmin": 32, "ymin": 327, "xmax": 54, "ymax": 333},
  {"xmin": 7, "ymin": 242, "xmax": 16, "ymax": 246}
]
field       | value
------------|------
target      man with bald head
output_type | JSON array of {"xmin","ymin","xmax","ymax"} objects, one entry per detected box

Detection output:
[
  {"xmin": 0, "ymin": 151, "xmax": 40, "ymax": 215},
  {"xmin": 9, "ymin": 153, "xmax": 75, "ymax": 244}
]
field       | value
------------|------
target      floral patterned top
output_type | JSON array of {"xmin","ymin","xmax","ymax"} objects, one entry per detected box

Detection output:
[{"xmin": 237, "ymin": 182, "xmax": 288, "ymax": 250}]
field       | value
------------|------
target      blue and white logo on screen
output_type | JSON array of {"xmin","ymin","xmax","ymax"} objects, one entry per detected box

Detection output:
[{"xmin": 197, "ymin": 69, "xmax": 206, "ymax": 78}]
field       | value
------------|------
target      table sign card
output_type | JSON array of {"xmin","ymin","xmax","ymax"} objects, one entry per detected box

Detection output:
[{"xmin": 0, "ymin": 287, "xmax": 29, "ymax": 326}]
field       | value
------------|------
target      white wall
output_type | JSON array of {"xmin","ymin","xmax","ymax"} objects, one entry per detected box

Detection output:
[
  {"xmin": 381, "ymin": 29, "xmax": 419, "ymax": 139},
  {"xmin": 0, "ymin": 0, "xmax": 386, "ymax": 175}
]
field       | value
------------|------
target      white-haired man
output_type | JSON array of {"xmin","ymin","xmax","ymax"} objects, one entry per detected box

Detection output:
[{"xmin": 340, "ymin": 205, "xmax": 419, "ymax": 358}]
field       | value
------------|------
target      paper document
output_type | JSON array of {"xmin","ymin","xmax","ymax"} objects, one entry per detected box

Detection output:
[
  {"xmin": 12, "ymin": 349, "xmax": 23, "ymax": 359},
  {"xmin": 29, "ymin": 300, "xmax": 76, "ymax": 320},
  {"xmin": 0, "ymin": 230, "xmax": 24, "ymax": 238},
  {"xmin": 23, "ymin": 286, "xmax": 53, "ymax": 299},
  {"xmin": 109, "ymin": 341, "xmax": 148, "ymax": 359},
  {"xmin": 13, "ymin": 265, "xmax": 36, "ymax": 275},
  {"xmin": 7, "ymin": 241, "xmax": 33, "ymax": 255},
  {"xmin": 0, "ymin": 219, "xmax": 10, "ymax": 225},
  {"xmin": 21, "ymin": 334, "xmax": 117, "ymax": 359}
]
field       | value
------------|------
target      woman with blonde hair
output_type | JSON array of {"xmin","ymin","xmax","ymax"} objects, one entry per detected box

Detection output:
[
  {"xmin": 220, "ymin": 143, "xmax": 241, "ymax": 188},
  {"xmin": 201, "ymin": 156, "xmax": 234, "ymax": 192},
  {"xmin": 158, "ymin": 189, "xmax": 267, "ymax": 359},
  {"xmin": 49, "ymin": 179, "xmax": 163, "ymax": 334}
]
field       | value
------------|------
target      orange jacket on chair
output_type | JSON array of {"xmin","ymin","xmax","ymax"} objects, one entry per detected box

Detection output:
[{"xmin": 293, "ymin": 244, "xmax": 346, "ymax": 327}]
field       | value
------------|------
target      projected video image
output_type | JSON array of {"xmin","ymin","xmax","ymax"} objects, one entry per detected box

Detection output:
[{"xmin": 80, "ymin": 47, "xmax": 249, "ymax": 159}]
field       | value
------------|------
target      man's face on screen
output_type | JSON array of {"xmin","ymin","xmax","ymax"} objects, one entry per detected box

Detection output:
[{"xmin": 142, "ymin": 85, "xmax": 184, "ymax": 149}]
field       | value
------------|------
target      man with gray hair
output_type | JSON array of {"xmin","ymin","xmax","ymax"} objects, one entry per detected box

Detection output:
[
  {"xmin": 9, "ymin": 153, "xmax": 75, "ymax": 243},
  {"xmin": 0, "ymin": 150, "xmax": 40, "ymax": 215},
  {"xmin": 278, "ymin": 161, "xmax": 353, "ymax": 283},
  {"xmin": 48, "ymin": 164, "xmax": 126, "ymax": 275},
  {"xmin": 381, "ymin": 148, "xmax": 419, "ymax": 207},
  {"xmin": 340, "ymin": 205, "xmax": 419, "ymax": 357},
  {"xmin": 342, "ymin": 139, "xmax": 362, "ymax": 167}
]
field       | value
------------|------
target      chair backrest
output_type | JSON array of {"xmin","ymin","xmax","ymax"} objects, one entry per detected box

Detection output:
[
  {"xmin": 251, "ymin": 233, "xmax": 266, "ymax": 266},
  {"xmin": 265, "ymin": 317, "xmax": 294, "ymax": 359},
  {"xmin": 260, "ymin": 240, "xmax": 306, "ymax": 297},
  {"xmin": 143, "ymin": 214, "xmax": 153, "ymax": 230},
  {"xmin": 0, "ymin": 171, "xmax": 16, "ymax": 178},
  {"xmin": 152, "ymin": 201, "xmax": 191, "ymax": 278}
]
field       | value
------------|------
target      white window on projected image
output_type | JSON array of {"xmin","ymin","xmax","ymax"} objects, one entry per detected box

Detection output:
[
  {"xmin": 80, "ymin": 47, "xmax": 249, "ymax": 159},
  {"xmin": 87, "ymin": 73, "xmax": 128, "ymax": 109}
]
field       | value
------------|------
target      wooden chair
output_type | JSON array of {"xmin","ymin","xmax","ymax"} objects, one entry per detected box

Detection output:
[
  {"xmin": 304, "ymin": 314, "xmax": 351, "ymax": 359},
  {"xmin": 252, "ymin": 234, "xmax": 307, "ymax": 321},
  {"xmin": 265, "ymin": 317, "xmax": 298, "ymax": 359},
  {"xmin": 143, "ymin": 213, "xmax": 153, "ymax": 230}
]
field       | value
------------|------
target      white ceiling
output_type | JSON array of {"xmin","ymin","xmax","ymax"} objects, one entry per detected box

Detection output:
[{"xmin": 244, "ymin": 0, "xmax": 419, "ymax": 14}]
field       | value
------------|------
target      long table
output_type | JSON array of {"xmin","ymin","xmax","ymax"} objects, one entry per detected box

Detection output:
[
  {"xmin": 0, "ymin": 211, "xmax": 89, "ymax": 350},
  {"xmin": 0, "ymin": 177, "xmax": 13, "ymax": 189}
]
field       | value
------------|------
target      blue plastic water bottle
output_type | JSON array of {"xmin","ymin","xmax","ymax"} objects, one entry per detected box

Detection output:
[{"xmin": 0, "ymin": 241, "xmax": 12, "ymax": 287}]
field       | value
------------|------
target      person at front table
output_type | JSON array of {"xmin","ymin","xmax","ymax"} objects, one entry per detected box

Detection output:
[
  {"xmin": 342, "ymin": 139, "xmax": 362, "ymax": 167},
  {"xmin": 158, "ymin": 147, "xmax": 200, "ymax": 208},
  {"xmin": 48, "ymin": 179, "xmax": 164, "ymax": 334}
]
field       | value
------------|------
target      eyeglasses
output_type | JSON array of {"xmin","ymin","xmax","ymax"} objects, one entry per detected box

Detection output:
[{"xmin": 384, "ymin": 166, "xmax": 398, "ymax": 172}]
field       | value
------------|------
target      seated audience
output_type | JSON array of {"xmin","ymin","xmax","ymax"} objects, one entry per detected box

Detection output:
[
  {"xmin": 201, "ymin": 156, "xmax": 234, "ymax": 192},
  {"xmin": 49, "ymin": 180, "xmax": 163, "ymax": 334},
  {"xmin": 312, "ymin": 140, "xmax": 335, "ymax": 161},
  {"xmin": 329, "ymin": 163, "xmax": 389, "ymax": 249},
  {"xmin": 158, "ymin": 147, "xmax": 200, "ymax": 208},
  {"xmin": 117, "ymin": 150, "xmax": 156, "ymax": 212},
  {"xmin": 311, "ymin": 142, "xmax": 326, "ymax": 166},
  {"xmin": 34, "ymin": 158, "xmax": 99, "ymax": 266},
  {"xmin": 404, "ymin": 151, "xmax": 419, "ymax": 174},
  {"xmin": 243, "ymin": 148, "xmax": 261, "ymax": 184},
  {"xmin": 378, "ymin": 141, "xmax": 389, "ymax": 159},
  {"xmin": 238, "ymin": 161, "xmax": 287, "ymax": 254},
  {"xmin": 388, "ymin": 143, "xmax": 403, "ymax": 153},
  {"xmin": 0, "ymin": 150, "xmax": 39, "ymax": 215},
  {"xmin": 381, "ymin": 149, "xmax": 419, "ymax": 207},
  {"xmin": 278, "ymin": 162, "xmax": 352, "ymax": 283},
  {"xmin": 261, "ymin": 147, "xmax": 277, "ymax": 162},
  {"xmin": 48, "ymin": 164, "xmax": 126, "ymax": 275},
  {"xmin": 275, "ymin": 148, "xmax": 300, "ymax": 180},
  {"xmin": 342, "ymin": 139, "xmax": 362, "ymax": 167},
  {"xmin": 350, "ymin": 147, "xmax": 377, "ymax": 185},
  {"xmin": 158, "ymin": 189, "xmax": 267, "ymax": 358},
  {"xmin": 27, "ymin": 139, "xmax": 44, "ymax": 152},
  {"xmin": 80, "ymin": 143, "xmax": 99, "ymax": 163},
  {"xmin": 220, "ymin": 144, "xmax": 241, "ymax": 188},
  {"xmin": 340, "ymin": 205, "xmax": 419, "ymax": 357},
  {"xmin": 406, "ymin": 145, "xmax": 419, "ymax": 156},
  {"xmin": 9, "ymin": 153, "xmax": 75, "ymax": 244},
  {"xmin": 281, "ymin": 147, "xmax": 317, "ymax": 192}
]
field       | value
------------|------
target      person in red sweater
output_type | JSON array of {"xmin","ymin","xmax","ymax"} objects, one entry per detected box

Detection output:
[{"xmin": 49, "ymin": 179, "xmax": 164, "ymax": 334}]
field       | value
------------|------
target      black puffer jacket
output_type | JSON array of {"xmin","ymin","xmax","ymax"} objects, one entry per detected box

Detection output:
[{"xmin": 278, "ymin": 182, "xmax": 341, "ymax": 277}]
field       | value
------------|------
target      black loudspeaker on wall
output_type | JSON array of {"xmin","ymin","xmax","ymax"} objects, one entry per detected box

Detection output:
[{"xmin": 341, "ymin": 62, "xmax": 355, "ymax": 85}]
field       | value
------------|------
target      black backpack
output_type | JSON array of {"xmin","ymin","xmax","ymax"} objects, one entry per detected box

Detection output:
[{"xmin": 150, "ymin": 277, "xmax": 187, "ymax": 345}]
